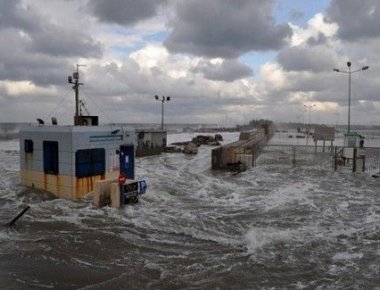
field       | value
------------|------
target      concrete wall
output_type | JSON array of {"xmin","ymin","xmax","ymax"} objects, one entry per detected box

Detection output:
[
  {"xmin": 212, "ymin": 128, "xmax": 269, "ymax": 170},
  {"xmin": 239, "ymin": 129, "xmax": 265, "ymax": 141}
]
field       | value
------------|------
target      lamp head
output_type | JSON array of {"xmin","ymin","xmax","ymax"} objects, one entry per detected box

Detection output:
[
  {"xmin": 347, "ymin": 61, "xmax": 351, "ymax": 67},
  {"xmin": 166, "ymin": 96, "xmax": 170, "ymax": 101},
  {"xmin": 333, "ymin": 69, "xmax": 340, "ymax": 72},
  {"xmin": 362, "ymin": 66, "xmax": 369, "ymax": 70},
  {"xmin": 155, "ymin": 95, "xmax": 159, "ymax": 100}
]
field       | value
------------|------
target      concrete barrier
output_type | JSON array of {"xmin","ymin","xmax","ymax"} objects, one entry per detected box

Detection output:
[
  {"xmin": 211, "ymin": 128, "xmax": 270, "ymax": 171},
  {"xmin": 94, "ymin": 178, "xmax": 146, "ymax": 208},
  {"xmin": 93, "ymin": 178, "xmax": 117, "ymax": 207}
]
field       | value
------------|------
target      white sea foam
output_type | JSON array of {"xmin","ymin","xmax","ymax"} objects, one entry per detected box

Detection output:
[
  {"xmin": 332, "ymin": 252, "xmax": 364, "ymax": 261},
  {"xmin": 0, "ymin": 230, "xmax": 10, "ymax": 242},
  {"xmin": 245, "ymin": 227, "xmax": 293, "ymax": 253},
  {"xmin": 2, "ymin": 132, "xmax": 380, "ymax": 288},
  {"xmin": 71, "ymin": 257, "xmax": 94, "ymax": 267},
  {"xmin": 261, "ymin": 181, "xmax": 317, "ymax": 211}
]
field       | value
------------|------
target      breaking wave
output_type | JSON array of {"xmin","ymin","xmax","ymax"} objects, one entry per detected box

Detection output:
[{"xmin": 1, "ymin": 133, "xmax": 380, "ymax": 289}]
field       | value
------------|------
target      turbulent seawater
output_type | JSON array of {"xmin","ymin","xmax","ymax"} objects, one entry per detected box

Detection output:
[{"xmin": 1, "ymin": 133, "xmax": 380, "ymax": 289}]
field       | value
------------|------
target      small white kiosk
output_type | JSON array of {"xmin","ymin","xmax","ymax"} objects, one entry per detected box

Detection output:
[
  {"xmin": 343, "ymin": 131, "xmax": 364, "ymax": 159},
  {"xmin": 19, "ymin": 66, "xmax": 138, "ymax": 202}
]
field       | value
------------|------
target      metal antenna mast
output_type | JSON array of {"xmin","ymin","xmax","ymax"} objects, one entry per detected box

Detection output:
[
  {"xmin": 79, "ymin": 100, "xmax": 90, "ymax": 116},
  {"xmin": 68, "ymin": 64, "xmax": 86, "ymax": 125}
]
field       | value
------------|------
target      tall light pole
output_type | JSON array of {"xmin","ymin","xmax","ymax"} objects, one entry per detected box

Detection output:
[
  {"xmin": 304, "ymin": 104, "xmax": 315, "ymax": 146},
  {"xmin": 333, "ymin": 61, "xmax": 369, "ymax": 133},
  {"xmin": 155, "ymin": 95, "xmax": 171, "ymax": 130}
]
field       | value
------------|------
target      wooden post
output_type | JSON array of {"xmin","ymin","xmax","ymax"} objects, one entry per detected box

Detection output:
[
  {"xmin": 6, "ymin": 206, "xmax": 30, "ymax": 227},
  {"xmin": 252, "ymin": 144, "xmax": 256, "ymax": 167},
  {"xmin": 111, "ymin": 183, "xmax": 121, "ymax": 208},
  {"xmin": 314, "ymin": 140, "xmax": 317, "ymax": 154},
  {"xmin": 362, "ymin": 156, "xmax": 365, "ymax": 172},
  {"xmin": 334, "ymin": 146, "xmax": 338, "ymax": 171},
  {"xmin": 292, "ymin": 146, "xmax": 296, "ymax": 167},
  {"xmin": 353, "ymin": 148, "xmax": 357, "ymax": 172}
]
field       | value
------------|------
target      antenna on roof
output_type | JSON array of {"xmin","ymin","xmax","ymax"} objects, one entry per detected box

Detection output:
[
  {"xmin": 68, "ymin": 64, "xmax": 86, "ymax": 125},
  {"xmin": 79, "ymin": 100, "xmax": 90, "ymax": 116}
]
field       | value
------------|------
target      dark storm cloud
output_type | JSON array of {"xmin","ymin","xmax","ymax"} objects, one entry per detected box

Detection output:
[
  {"xmin": 164, "ymin": 0, "xmax": 292, "ymax": 59},
  {"xmin": 28, "ymin": 26, "xmax": 102, "ymax": 58},
  {"xmin": 277, "ymin": 45, "xmax": 336, "ymax": 73},
  {"xmin": 80, "ymin": 60, "xmax": 255, "ymax": 124},
  {"xmin": 0, "ymin": 0, "xmax": 38, "ymax": 32},
  {"xmin": 88, "ymin": 0, "xmax": 166, "ymax": 25},
  {"xmin": 307, "ymin": 33, "xmax": 328, "ymax": 46},
  {"xmin": 326, "ymin": 0, "xmax": 380, "ymax": 40},
  {"xmin": 0, "ymin": 0, "xmax": 102, "ymax": 85},
  {"xmin": 0, "ymin": 29, "xmax": 73, "ymax": 85},
  {"xmin": 193, "ymin": 59, "xmax": 253, "ymax": 82}
]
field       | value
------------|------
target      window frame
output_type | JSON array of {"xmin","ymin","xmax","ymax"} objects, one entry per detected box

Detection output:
[
  {"xmin": 75, "ymin": 148, "xmax": 105, "ymax": 178},
  {"xmin": 43, "ymin": 141, "xmax": 59, "ymax": 175},
  {"xmin": 24, "ymin": 139, "xmax": 33, "ymax": 153}
]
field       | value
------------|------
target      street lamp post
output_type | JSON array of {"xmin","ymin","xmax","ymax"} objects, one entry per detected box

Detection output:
[
  {"xmin": 154, "ymin": 95, "xmax": 171, "ymax": 130},
  {"xmin": 333, "ymin": 61, "xmax": 369, "ymax": 133},
  {"xmin": 304, "ymin": 104, "xmax": 316, "ymax": 146}
]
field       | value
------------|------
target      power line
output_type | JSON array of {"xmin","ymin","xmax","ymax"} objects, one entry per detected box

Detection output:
[
  {"xmin": 81, "ymin": 88, "xmax": 115, "ymax": 125},
  {"xmin": 45, "ymin": 87, "xmax": 73, "ymax": 121}
]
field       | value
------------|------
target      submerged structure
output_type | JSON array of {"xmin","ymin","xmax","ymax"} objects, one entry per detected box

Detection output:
[
  {"xmin": 20, "ymin": 125, "xmax": 135, "ymax": 199},
  {"xmin": 136, "ymin": 128, "xmax": 167, "ymax": 157},
  {"xmin": 211, "ymin": 123, "xmax": 274, "ymax": 171},
  {"xmin": 19, "ymin": 65, "xmax": 136, "ymax": 201}
]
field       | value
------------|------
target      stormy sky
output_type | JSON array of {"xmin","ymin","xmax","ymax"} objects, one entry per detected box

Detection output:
[{"xmin": 0, "ymin": 0, "xmax": 379, "ymax": 126}]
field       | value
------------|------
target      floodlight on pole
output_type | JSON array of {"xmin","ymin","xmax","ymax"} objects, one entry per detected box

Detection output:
[
  {"xmin": 154, "ymin": 95, "xmax": 171, "ymax": 130},
  {"xmin": 333, "ymin": 61, "xmax": 369, "ymax": 133}
]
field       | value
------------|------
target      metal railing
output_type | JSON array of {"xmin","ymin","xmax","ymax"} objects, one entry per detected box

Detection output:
[{"xmin": 254, "ymin": 144, "xmax": 380, "ymax": 175}]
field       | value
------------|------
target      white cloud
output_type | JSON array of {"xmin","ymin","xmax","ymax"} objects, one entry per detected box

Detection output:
[
  {"xmin": 130, "ymin": 45, "xmax": 169, "ymax": 71},
  {"xmin": 259, "ymin": 63, "xmax": 287, "ymax": 91},
  {"xmin": 0, "ymin": 81, "xmax": 56, "ymax": 96},
  {"xmin": 0, "ymin": 0, "xmax": 380, "ymax": 126},
  {"xmin": 290, "ymin": 13, "xmax": 338, "ymax": 46}
]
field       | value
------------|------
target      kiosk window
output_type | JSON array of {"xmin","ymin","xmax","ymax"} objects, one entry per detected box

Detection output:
[
  {"xmin": 24, "ymin": 139, "xmax": 33, "ymax": 153},
  {"xmin": 76, "ymin": 148, "xmax": 105, "ymax": 177},
  {"xmin": 43, "ymin": 141, "xmax": 59, "ymax": 174}
]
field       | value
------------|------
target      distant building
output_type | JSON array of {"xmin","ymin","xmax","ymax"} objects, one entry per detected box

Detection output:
[{"xmin": 136, "ymin": 129, "xmax": 167, "ymax": 157}]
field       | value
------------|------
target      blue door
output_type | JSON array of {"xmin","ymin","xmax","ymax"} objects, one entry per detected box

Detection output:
[{"xmin": 119, "ymin": 145, "xmax": 135, "ymax": 179}]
